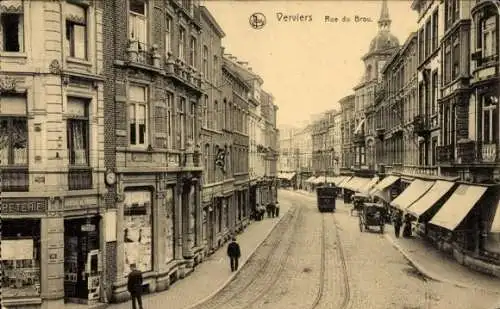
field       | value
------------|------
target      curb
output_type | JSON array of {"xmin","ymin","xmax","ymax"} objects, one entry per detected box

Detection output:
[
  {"xmin": 185, "ymin": 206, "xmax": 295, "ymax": 309},
  {"xmin": 384, "ymin": 234, "xmax": 500, "ymax": 294}
]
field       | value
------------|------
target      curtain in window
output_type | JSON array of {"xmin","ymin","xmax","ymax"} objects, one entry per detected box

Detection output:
[
  {"xmin": 129, "ymin": 14, "xmax": 146, "ymax": 44},
  {"xmin": 12, "ymin": 118, "xmax": 27, "ymax": 164},
  {"xmin": 69, "ymin": 120, "xmax": 87, "ymax": 165},
  {"xmin": 0, "ymin": 119, "xmax": 9, "ymax": 165}
]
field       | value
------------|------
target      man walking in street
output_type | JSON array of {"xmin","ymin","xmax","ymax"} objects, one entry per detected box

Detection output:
[
  {"xmin": 227, "ymin": 236, "xmax": 241, "ymax": 272},
  {"xmin": 393, "ymin": 212, "xmax": 402, "ymax": 238},
  {"xmin": 127, "ymin": 263, "xmax": 144, "ymax": 309}
]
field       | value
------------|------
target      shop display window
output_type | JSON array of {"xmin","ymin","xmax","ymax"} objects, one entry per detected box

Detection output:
[
  {"xmin": 164, "ymin": 187, "xmax": 175, "ymax": 263},
  {"xmin": 123, "ymin": 189, "xmax": 153, "ymax": 277},
  {"xmin": 1, "ymin": 219, "xmax": 41, "ymax": 297}
]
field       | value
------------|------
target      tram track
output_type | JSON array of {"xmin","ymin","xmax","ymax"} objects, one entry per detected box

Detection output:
[{"xmin": 189, "ymin": 205, "xmax": 303, "ymax": 309}]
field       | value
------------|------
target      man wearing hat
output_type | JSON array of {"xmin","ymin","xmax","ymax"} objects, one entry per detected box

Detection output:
[{"xmin": 227, "ymin": 236, "xmax": 241, "ymax": 272}]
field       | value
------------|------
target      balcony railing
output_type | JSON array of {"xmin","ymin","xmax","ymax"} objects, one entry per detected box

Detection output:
[
  {"xmin": 68, "ymin": 168, "xmax": 93, "ymax": 190},
  {"xmin": 127, "ymin": 41, "xmax": 160, "ymax": 67},
  {"xmin": 481, "ymin": 143, "xmax": 497, "ymax": 162},
  {"xmin": 437, "ymin": 144, "xmax": 453, "ymax": 163},
  {"xmin": 1, "ymin": 167, "xmax": 29, "ymax": 192}
]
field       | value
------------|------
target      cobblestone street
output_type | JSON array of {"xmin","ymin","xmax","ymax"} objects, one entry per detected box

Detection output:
[{"xmin": 182, "ymin": 190, "xmax": 500, "ymax": 309}]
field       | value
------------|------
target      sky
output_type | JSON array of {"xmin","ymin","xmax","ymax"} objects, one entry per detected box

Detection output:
[{"xmin": 203, "ymin": 0, "xmax": 418, "ymax": 128}]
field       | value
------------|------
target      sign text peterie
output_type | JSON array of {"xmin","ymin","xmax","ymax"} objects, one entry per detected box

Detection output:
[{"xmin": 1, "ymin": 199, "xmax": 48, "ymax": 214}]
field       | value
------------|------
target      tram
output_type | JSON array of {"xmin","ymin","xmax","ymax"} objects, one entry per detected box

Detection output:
[{"xmin": 316, "ymin": 185, "xmax": 337, "ymax": 212}]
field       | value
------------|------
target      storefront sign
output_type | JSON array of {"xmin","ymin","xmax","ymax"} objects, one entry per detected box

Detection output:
[{"xmin": 1, "ymin": 199, "xmax": 48, "ymax": 215}]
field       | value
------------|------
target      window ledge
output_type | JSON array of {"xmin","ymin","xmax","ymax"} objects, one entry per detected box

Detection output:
[
  {"xmin": 0, "ymin": 51, "xmax": 27, "ymax": 59},
  {"xmin": 66, "ymin": 57, "xmax": 92, "ymax": 67}
]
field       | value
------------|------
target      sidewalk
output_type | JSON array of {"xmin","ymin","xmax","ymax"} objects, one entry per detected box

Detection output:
[
  {"xmin": 108, "ymin": 201, "xmax": 292, "ymax": 309},
  {"xmin": 384, "ymin": 225, "xmax": 500, "ymax": 294}
]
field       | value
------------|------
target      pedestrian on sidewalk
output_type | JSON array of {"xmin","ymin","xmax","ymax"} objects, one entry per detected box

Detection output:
[
  {"xmin": 393, "ymin": 212, "xmax": 402, "ymax": 238},
  {"xmin": 274, "ymin": 202, "xmax": 280, "ymax": 217},
  {"xmin": 227, "ymin": 236, "xmax": 241, "ymax": 272},
  {"xmin": 127, "ymin": 263, "xmax": 144, "ymax": 309}
]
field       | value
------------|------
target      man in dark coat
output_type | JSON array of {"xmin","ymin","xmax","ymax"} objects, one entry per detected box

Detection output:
[
  {"xmin": 393, "ymin": 212, "xmax": 402, "ymax": 238},
  {"xmin": 227, "ymin": 236, "xmax": 241, "ymax": 272},
  {"xmin": 127, "ymin": 263, "xmax": 144, "ymax": 309}
]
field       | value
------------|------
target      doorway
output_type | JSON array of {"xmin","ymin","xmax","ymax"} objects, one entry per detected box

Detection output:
[{"xmin": 64, "ymin": 216, "xmax": 100, "ymax": 303}]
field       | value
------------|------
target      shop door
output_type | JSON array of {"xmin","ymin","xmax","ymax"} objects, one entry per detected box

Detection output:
[
  {"xmin": 208, "ymin": 210, "xmax": 215, "ymax": 249},
  {"xmin": 64, "ymin": 218, "xmax": 100, "ymax": 301}
]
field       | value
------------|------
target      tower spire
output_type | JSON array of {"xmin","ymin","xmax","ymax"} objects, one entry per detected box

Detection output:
[{"xmin": 378, "ymin": 0, "xmax": 391, "ymax": 31}]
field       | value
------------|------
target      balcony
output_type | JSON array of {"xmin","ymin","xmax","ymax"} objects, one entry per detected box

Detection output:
[
  {"xmin": 68, "ymin": 167, "xmax": 93, "ymax": 190},
  {"xmin": 126, "ymin": 41, "xmax": 160, "ymax": 68},
  {"xmin": 1, "ymin": 167, "xmax": 29, "ymax": 192},
  {"xmin": 437, "ymin": 145, "xmax": 453, "ymax": 163},
  {"xmin": 481, "ymin": 143, "xmax": 498, "ymax": 162},
  {"xmin": 413, "ymin": 115, "xmax": 430, "ymax": 137},
  {"xmin": 457, "ymin": 140, "xmax": 476, "ymax": 163}
]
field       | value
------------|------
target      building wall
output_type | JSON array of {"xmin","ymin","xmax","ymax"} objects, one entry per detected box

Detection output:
[
  {"xmin": 0, "ymin": 1, "xmax": 105, "ymax": 308},
  {"xmin": 103, "ymin": 0, "xmax": 204, "ymax": 303},
  {"xmin": 340, "ymin": 94, "xmax": 355, "ymax": 170}
]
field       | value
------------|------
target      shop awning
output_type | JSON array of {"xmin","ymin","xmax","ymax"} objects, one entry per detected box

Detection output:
[
  {"xmin": 344, "ymin": 177, "xmax": 372, "ymax": 192},
  {"xmin": 429, "ymin": 184, "xmax": 488, "ymax": 231},
  {"xmin": 313, "ymin": 177, "xmax": 326, "ymax": 184},
  {"xmin": 334, "ymin": 176, "xmax": 346, "ymax": 186},
  {"xmin": 373, "ymin": 175, "xmax": 400, "ymax": 191},
  {"xmin": 489, "ymin": 199, "xmax": 500, "ymax": 233},
  {"xmin": 342, "ymin": 177, "xmax": 360, "ymax": 190},
  {"xmin": 390, "ymin": 179, "xmax": 435, "ymax": 210},
  {"xmin": 305, "ymin": 176, "xmax": 316, "ymax": 183},
  {"xmin": 281, "ymin": 172, "xmax": 296, "ymax": 180},
  {"xmin": 338, "ymin": 176, "xmax": 353, "ymax": 188},
  {"xmin": 406, "ymin": 181, "xmax": 456, "ymax": 218},
  {"xmin": 359, "ymin": 176, "xmax": 379, "ymax": 194}
]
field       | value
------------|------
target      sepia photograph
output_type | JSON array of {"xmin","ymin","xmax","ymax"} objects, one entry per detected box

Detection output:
[{"xmin": 1, "ymin": 0, "xmax": 500, "ymax": 309}]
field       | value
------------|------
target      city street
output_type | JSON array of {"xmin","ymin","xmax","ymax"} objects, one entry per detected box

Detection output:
[{"xmin": 187, "ymin": 190, "xmax": 499, "ymax": 309}]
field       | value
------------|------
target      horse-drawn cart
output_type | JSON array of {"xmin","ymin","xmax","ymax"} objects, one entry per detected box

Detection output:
[{"xmin": 359, "ymin": 202, "xmax": 386, "ymax": 233}]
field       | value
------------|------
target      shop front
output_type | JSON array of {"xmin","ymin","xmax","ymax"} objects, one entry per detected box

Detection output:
[
  {"xmin": 111, "ymin": 171, "xmax": 201, "ymax": 302},
  {"xmin": 1, "ymin": 198, "xmax": 62, "ymax": 309}
]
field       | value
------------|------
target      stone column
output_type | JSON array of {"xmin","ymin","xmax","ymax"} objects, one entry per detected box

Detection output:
[
  {"xmin": 175, "ymin": 183, "xmax": 183, "ymax": 260},
  {"xmin": 182, "ymin": 181, "xmax": 195, "ymax": 258},
  {"xmin": 195, "ymin": 179, "xmax": 203, "ymax": 248}
]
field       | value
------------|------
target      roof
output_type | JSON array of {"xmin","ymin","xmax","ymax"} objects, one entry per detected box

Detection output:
[{"xmin": 200, "ymin": 6, "xmax": 225, "ymax": 38}]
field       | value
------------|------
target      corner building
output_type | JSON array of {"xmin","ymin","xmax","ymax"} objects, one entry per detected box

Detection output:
[
  {"xmin": 102, "ymin": 0, "xmax": 204, "ymax": 302},
  {"xmin": 1, "ymin": 1, "xmax": 105, "ymax": 308}
]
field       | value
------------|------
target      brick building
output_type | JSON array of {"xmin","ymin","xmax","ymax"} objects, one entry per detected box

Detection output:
[
  {"xmin": 102, "ymin": 0, "xmax": 204, "ymax": 302},
  {"xmin": 0, "ymin": 1, "xmax": 105, "ymax": 308},
  {"xmin": 339, "ymin": 94, "xmax": 355, "ymax": 171},
  {"xmin": 222, "ymin": 56, "xmax": 251, "ymax": 234},
  {"xmin": 198, "ymin": 5, "xmax": 230, "ymax": 255}
]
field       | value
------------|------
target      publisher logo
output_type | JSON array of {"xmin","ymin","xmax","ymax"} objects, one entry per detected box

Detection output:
[{"xmin": 249, "ymin": 12, "xmax": 266, "ymax": 29}]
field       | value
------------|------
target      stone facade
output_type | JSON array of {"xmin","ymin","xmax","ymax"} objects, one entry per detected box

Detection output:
[{"xmin": 0, "ymin": 1, "xmax": 105, "ymax": 308}]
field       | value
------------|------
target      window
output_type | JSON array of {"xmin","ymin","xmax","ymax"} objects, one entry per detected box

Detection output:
[
  {"xmin": 189, "ymin": 101, "xmax": 196, "ymax": 141},
  {"xmin": 203, "ymin": 45, "xmax": 209, "ymax": 77},
  {"xmin": 202, "ymin": 95, "xmax": 208, "ymax": 128},
  {"xmin": 128, "ymin": 85, "xmax": 148, "ymax": 147},
  {"xmin": 123, "ymin": 190, "xmax": 153, "ymax": 277},
  {"xmin": 445, "ymin": 0, "xmax": 459, "ymax": 30},
  {"xmin": 431, "ymin": 70, "xmax": 438, "ymax": 114},
  {"xmin": 2, "ymin": 219, "xmax": 41, "ymax": 298},
  {"xmin": 166, "ymin": 92, "xmax": 173, "ymax": 148},
  {"xmin": 425, "ymin": 19, "xmax": 431, "ymax": 58},
  {"xmin": 432, "ymin": 10, "xmax": 438, "ymax": 51},
  {"xmin": 444, "ymin": 41, "xmax": 451, "ymax": 83},
  {"xmin": 482, "ymin": 16, "xmax": 497, "ymax": 58},
  {"xmin": 451, "ymin": 34, "xmax": 460, "ymax": 80},
  {"xmin": 65, "ymin": 3, "xmax": 87, "ymax": 59},
  {"xmin": 214, "ymin": 100, "xmax": 219, "ymax": 130},
  {"xmin": 67, "ymin": 98, "xmax": 89, "ymax": 166},
  {"xmin": 418, "ymin": 28, "xmax": 424, "ymax": 63},
  {"xmin": 204, "ymin": 144, "xmax": 210, "ymax": 183},
  {"xmin": 481, "ymin": 95, "xmax": 499, "ymax": 143},
  {"xmin": 0, "ymin": 95, "xmax": 28, "ymax": 166},
  {"xmin": 213, "ymin": 55, "xmax": 218, "ymax": 83},
  {"xmin": 177, "ymin": 96, "xmax": 186, "ymax": 149},
  {"xmin": 179, "ymin": 27, "xmax": 185, "ymax": 60},
  {"xmin": 1, "ymin": 12, "xmax": 24, "ymax": 52},
  {"xmin": 129, "ymin": 0, "xmax": 147, "ymax": 44},
  {"xmin": 164, "ymin": 188, "xmax": 175, "ymax": 263},
  {"xmin": 189, "ymin": 36, "xmax": 196, "ymax": 67},
  {"xmin": 165, "ymin": 15, "xmax": 172, "ymax": 54}
]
